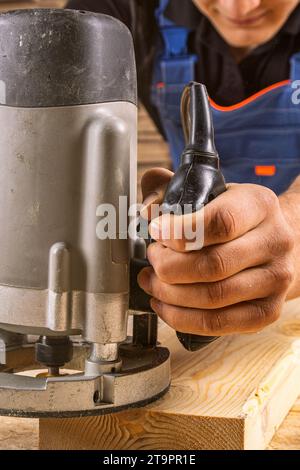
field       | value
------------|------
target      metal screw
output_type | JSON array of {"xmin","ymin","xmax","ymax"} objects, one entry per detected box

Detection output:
[{"xmin": 93, "ymin": 390, "xmax": 101, "ymax": 404}]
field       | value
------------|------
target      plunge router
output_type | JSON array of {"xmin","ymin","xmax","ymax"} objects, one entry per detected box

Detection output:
[
  {"xmin": 0, "ymin": 9, "xmax": 170, "ymax": 418},
  {"xmin": 0, "ymin": 9, "xmax": 226, "ymax": 418}
]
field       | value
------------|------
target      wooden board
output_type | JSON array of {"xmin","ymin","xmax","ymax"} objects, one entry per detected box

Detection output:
[
  {"xmin": 2, "ymin": 378, "xmax": 300, "ymax": 450},
  {"xmin": 269, "ymin": 396, "xmax": 300, "ymax": 450},
  {"xmin": 39, "ymin": 299, "xmax": 300, "ymax": 450},
  {"xmin": 1, "ymin": 398, "xmax": 300, "ymax": 450},
  {"xmin": 0, "ymin": 417, "xmax": 38, "ymax": 450}
]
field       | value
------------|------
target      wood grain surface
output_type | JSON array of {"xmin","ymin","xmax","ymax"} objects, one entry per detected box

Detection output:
[{"xmin": 1, "ymin": 397, "xmax": 300, "ymax": 450}]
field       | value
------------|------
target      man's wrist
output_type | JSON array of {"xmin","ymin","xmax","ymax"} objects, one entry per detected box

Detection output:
[
  {"xmin": 279, "ymin": 179, "xmax": 300, "ymax": 299},
  {"xmin": 279, "ymin": 177, "xmax": 300, "ymax": 231}
]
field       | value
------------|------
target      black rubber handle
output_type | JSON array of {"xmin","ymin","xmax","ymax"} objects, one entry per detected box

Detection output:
[
  {"xmin": 130, "ymin": 83, "xmax": 227, "ymax": 352},
  {"xmin": 162, "ymin": 82, "xmax": 227, "ymax": 351}
]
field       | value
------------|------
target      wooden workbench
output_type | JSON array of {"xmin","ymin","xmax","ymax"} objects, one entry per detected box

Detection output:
[
  {"xmin": 1, "ymin": 298, "xmax": 300, "ymax": 450},
  {"xmin": 38, "ymin": 298, "xmax": 300, "ymax": 450},
  {"xmin": 1, "ymin": 393, "xmax": 299, "ymax": 450}
]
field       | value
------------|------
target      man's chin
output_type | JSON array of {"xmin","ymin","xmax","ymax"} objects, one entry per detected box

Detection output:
[{"xmin": 216, "ymin": 29, "xmax": 272, "ymax": 50}]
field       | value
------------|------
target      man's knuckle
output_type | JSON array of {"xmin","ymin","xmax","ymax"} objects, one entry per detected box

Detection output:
[
  {"xmin": 257, "ymin": 301, "xmax": 281, "ymax": 326},
  {"xmin": 264, "ymin": 231, "xmax": 278, "ymax": 255},
  {"xmin": 265, "ymin": 227, "xmax": 294, "ymax": 258},
  {"xmin": 202, "ymin": 311, "xmax": 229, "ymax": 335},
  {"xmin": 269, "ymin": 262, "xmax": 294, "ymax": 290},
  {"xmin": 152, "ymin": 281, "xmax": 163, "ymax": 301},
  {"xmin": 260, "ymin": 187, "xmax": 279, "ymax": 209},
  {"xmin": 265, "ymin": 302, "xmax": 281, "ymax": 326},
  {"xmin": 154, "ymin": 259, "xmax": 170, "ymax": 282},
  {"xmin": 205, "ymin": 282, "xmax": 227, "ymax": 306},
  {"xmin": 271, "ymin": 305, "xmax": 281, "ymax": 323},
  {"xmin": 207, "ymin": 248, "xmax": 228, "ymax": 279},
  {"xmin": 279, "ymin": 230, "xmax": 295, "ymax": 254},
  {"xmin": 214, "ymin": 207, "xmax": 237, "ymax": 239},
  {"xmin": 200, "ymin": 312, "xmax": 218, "ymax": 335},
  {"xmin": 252, "ymin": 303, "xmax": 270, "ymax": 329},
  {"xmin": 147, "ymin": 243, "xmax": 157, "ymax": 262},
  {"xmin": 280, "ymin": 262, "xmax": 295, "ymax": 286}
]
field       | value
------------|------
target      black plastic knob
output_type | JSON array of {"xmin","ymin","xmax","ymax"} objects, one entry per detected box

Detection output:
[{"xmin": 162, "ymin": 82, "xmax": 227, "ymax": 351}]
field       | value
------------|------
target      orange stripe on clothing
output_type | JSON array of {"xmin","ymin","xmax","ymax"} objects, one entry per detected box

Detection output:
[
  {"xmin": 255, "ymin": 165, "xmax": 277, "ymax": 177},
  {"xmin": 210, "ymin": 80, "xmax": 290, "ymax": 112}
]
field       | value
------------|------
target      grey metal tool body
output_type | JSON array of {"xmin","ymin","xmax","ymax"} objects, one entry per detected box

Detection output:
[{"xmin": 0, "ymin": 9, "xmax": 170, "ymax": 418}]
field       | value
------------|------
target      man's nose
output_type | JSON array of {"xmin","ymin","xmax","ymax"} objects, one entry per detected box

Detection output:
[{"xmin": 217, "ymin": 0, "xmax": 262, "ymax": 17}]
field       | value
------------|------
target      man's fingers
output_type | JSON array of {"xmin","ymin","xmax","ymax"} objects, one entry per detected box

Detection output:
[
  {"xmin": 139, "ymin": 264, "xmax": 291, "ymax": 309},
  {"xmin": 140, "ymin": 168, "xmax": 174, "ymax": 220},
  {"xmin": 205, "ymin": 184, "xmax": 280, "ymax": 245},
  {"xmin": 141, "ymin": 168, "xmax": 173, "ymax": 199},
  {"xmin": 149, "ymin": 184, "xmax": 280, "ymax": 250},
  {"xmin": 147, "ymin": 223, "xmax": 290, "ymax": 283},
  {"xmin": 150, "ymin": 296, "xmax": 283, "ymax": 336}
]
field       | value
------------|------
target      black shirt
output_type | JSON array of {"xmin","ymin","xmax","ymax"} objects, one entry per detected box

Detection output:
[{"xmin": 66, "ymin": 0, "xmax": 300, "ymax": 136}]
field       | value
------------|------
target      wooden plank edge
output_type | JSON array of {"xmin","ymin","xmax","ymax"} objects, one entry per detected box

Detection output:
[
  {"xmin": 39, "ymin": 412, "xmax": 245, "ymax": 450},
  {"xmin": 244, "ymin": 339, "xmax": 300, "ymax": 449}
]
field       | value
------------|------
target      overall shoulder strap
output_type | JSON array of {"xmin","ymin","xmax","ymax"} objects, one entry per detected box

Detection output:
[
  {"xmin": 156, "ymin": 0, "xmax": 197, "ymax": 86},
  {"xmin": 155, "ymin": 0, "xmax": 173, "ymax": 26},
  {"xmin": 290, "ymin": 52, "xmax": 300, "ymax": 81},
  {"xmin": 155, "ymin": 0, "xmax": 196, "ymax": 62}
]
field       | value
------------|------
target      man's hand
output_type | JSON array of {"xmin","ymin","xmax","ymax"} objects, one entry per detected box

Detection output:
[{"xmin": 138, "ymin": 168, "xmax": 297, "ymax": 337}]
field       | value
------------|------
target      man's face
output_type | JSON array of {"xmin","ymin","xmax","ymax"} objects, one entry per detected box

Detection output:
[{"xmin": 192, "ymin": 0, "xmax": 299, "ymax": 48}]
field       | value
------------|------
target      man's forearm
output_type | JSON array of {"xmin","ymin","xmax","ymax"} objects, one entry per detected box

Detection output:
[{"xmin": 279, "ymin": 175, "xmax": 300, "ymax": 299}]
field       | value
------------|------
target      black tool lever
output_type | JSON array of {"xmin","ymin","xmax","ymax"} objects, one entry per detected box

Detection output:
[
  {"xmin": 162, "ymin": 82, "xmax": 227, "ymax": 351},
  {"xmin": 130, "ymin": 82, "xmax": 227, "ymax": 352}
]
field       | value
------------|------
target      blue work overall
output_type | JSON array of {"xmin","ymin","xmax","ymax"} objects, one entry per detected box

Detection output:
[{"xmin": 151, "ymin": 0, "xmax": 300, "ymax": 195}]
